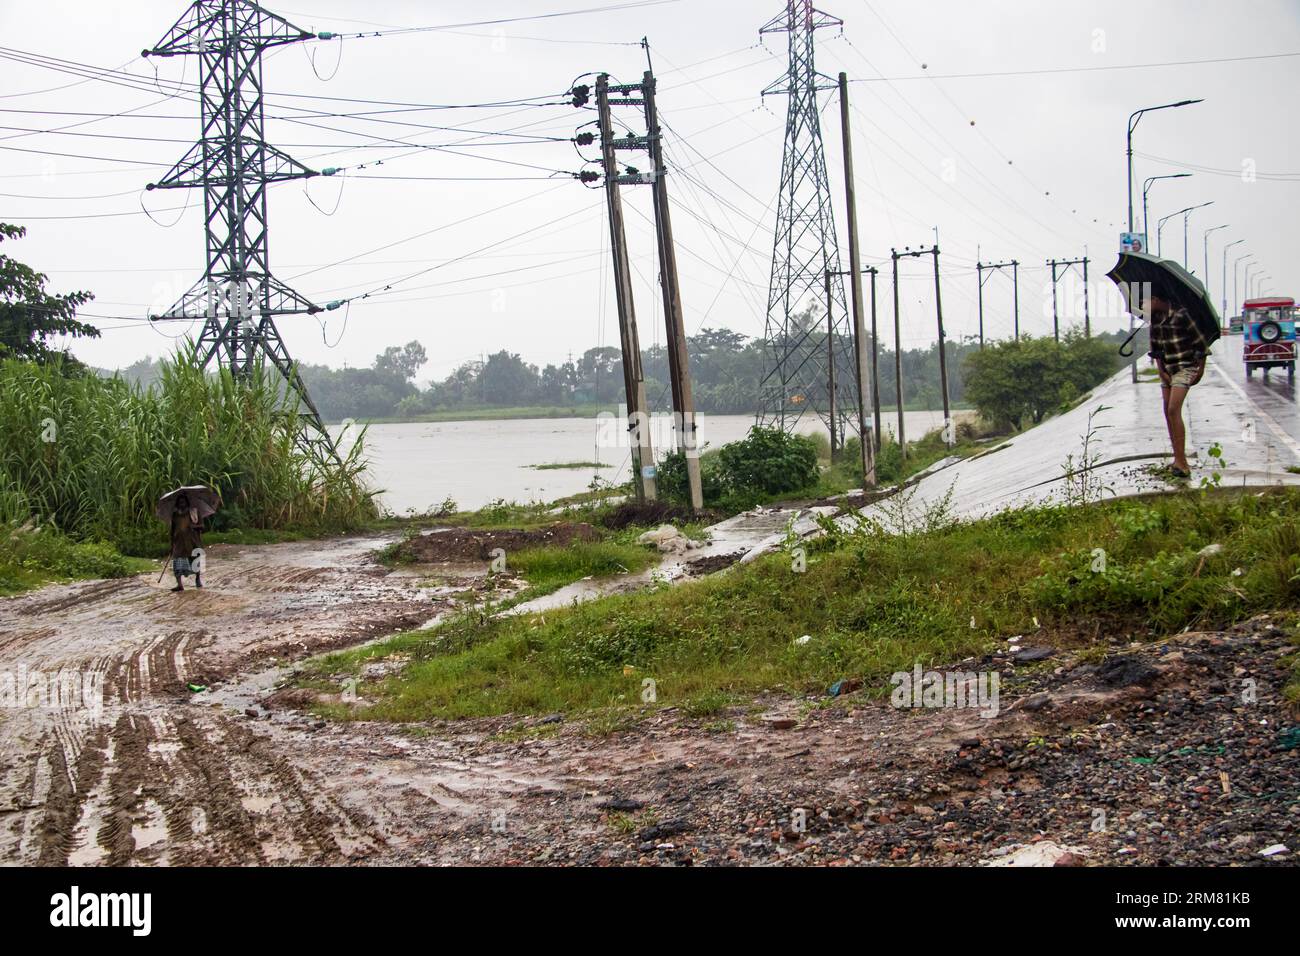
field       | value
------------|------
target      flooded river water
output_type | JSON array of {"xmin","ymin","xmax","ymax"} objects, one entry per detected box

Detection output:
[{"xmin": 338, "ymin": 410, "xmax": 956, "ymax": 514}]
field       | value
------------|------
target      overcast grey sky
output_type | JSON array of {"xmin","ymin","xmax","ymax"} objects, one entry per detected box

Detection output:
[{"xmin": 4, "ymin": 0, "xmax": 1298, "ymax": 382}]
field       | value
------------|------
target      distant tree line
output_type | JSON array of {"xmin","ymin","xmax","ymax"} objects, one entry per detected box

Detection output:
[{"xmin": 109, "ymin": 324, "xmax": 1128, "ymax": 423}]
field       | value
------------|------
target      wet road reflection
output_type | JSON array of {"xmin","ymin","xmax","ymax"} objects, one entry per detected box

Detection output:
[{"xmin": 1209, "ymin": 334, "xmax": 1300, "ymax": 448}]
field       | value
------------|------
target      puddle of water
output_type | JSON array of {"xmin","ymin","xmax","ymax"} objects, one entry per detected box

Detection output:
[{"xmin": 132, "ymin": 798, "xmax": 169, "ymax": 852}]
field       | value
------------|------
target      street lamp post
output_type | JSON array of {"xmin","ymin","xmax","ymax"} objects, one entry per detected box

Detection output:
[
  {"xmin": 1234, "ymin": 254, "xmax": 1254, "ymax": 316},
  {"xmin": 1158, "ymin": 206, "xmax": 1194, "ymax": 257},
  {"xmin": 1142, "ymin": 173, "xmax": 1191, "ymax": 244},
  {"xmin": 1244, "ymin": 262, "xmax": 1261, "ymax": 303},
  {"xmin": 1222, "ymin": 238, "xmax": 1244, "ymax": 319},
  {"xmin": 1202, "ymin": 224, "xmax": 1229, "ymax": 302},
  {"xmin": 1127, "ymin": 100, "xmax": 1204, "ymax": 233},
  {"xmin": 1125, "ymin": 101, "xmax": 1201, "ymax": 388},
  {"xmin": 1181, "ymin": 202, "xmax": 1214, "ymax": 270}
]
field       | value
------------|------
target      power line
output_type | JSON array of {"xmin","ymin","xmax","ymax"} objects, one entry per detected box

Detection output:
[
  {"xmin": 0, "ymin": 142, "xmax": 166, "ymax": 166},
  {"xmin": 298, "ymin": 0, "xmax": 684, "ymax": 40},
  {"xmin": 311, "ymin": 198, "xmax": 605, "ymax": 305},
  {"xmin": 283, "ymin": 181, "xmax": 570, "ymax": 282},
  {"xmin": 0, "ymin": 122, "xmax": 574, "ymax": 149},
  {"xmin": 826, "ymin": 37, "xmax": 1090, "ymax": 249},
  {"xmin": 846, "ymin": 49, "xmax": 1300, "ymax": 82},
  {"xmin": 1133, "ymin": 150, "xmax": 1300, "ymax": 182},
  {"xmin": 0, "ymin": 45, "xmax": 571, "ymax": 113},
  {"xmin": 849, "ymin": 6, "xmax": 1106, "ymax": 237}
]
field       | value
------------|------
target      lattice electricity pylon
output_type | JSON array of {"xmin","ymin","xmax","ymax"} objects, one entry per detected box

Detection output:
[
  {"xmin": 756, "ymin": 1, "xmax": 859, "ymax": 448},
  {"xmin": 143, "ymin": 1, "xmax": 341, "ymax": 467}
]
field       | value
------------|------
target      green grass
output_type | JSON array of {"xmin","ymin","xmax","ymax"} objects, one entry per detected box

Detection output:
[
  {"xmin": 433, "ymin": 497, "xmax": 595, "ymax": 531},
  {"xmin": 782, "ymin": 426, "xmax": 993, "ymax": 505},
  {"xmin": 302, "ymin": 487, "xmax": 1300, "ymax": 724},
  {"xmin": 679, "ymin": 689, "xmax": 734, "ymax": 718},
  {"xmin": 506, "ymin": 540, "xmax": 658, "ymax": 595}
]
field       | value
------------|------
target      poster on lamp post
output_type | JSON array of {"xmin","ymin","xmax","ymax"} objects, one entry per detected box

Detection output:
[{"xmin": 1119, "ymin": 232, "xmax": 1147, "ymax": 254}]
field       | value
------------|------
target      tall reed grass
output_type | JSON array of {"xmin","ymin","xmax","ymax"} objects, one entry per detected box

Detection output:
[{"xmin": 0, "ymin": 346, "xmax": 376, "ymax": 553}]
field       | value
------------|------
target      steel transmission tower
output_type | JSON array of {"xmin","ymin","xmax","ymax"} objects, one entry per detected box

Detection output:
[
  {"xmin": 757, "ymin": 1, "xmax": 858, "ymax": 446},
  {"xmin": 144, "ymin": 1, "xmax": 340, "ymax": 464}
]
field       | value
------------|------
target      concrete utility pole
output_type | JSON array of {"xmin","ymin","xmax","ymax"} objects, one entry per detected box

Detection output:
[
  {"xmin": 823, "ymin": 269, "xmax": 839, "ymax": 453},
  {"xmin": 837, "ymin": 71, "xmax": 875, "ymax": 486},
  {"xmin": 1012, "ymin": 260, "xmax": 1019, "ymax": 341},
  {"xmin": 642, "ymin": 70, "xmax": 703, "ymax": 512},
  {"xmin": 596, "ymin": 74, "xmax": 656, "ymax": 502},
  {"xmin": 932, "ymin": 247, "xmax": 952, "ymax": 446},
  {"xmin": 976, "ymin": 259, "xmax": 1018, "ymax": 347},
  {"xmin": 891, "ymin": 246, "xmax": 948, "ymax": 455},
  {"xmin": 1047, "ymin": 257, "xmax": 1090, "ymax": 340},
  {"xmin": 869, "ymin": 267, "xmax": 882, "ymax": 455},
  {"xmin": 890, "ymin": 249, "xmax": 905, "ymax": 460}
]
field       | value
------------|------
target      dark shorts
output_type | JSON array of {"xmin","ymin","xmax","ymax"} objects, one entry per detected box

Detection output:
[{"xmin": 173, "ymin": 557, "xmax": 196, "ymax": 576}]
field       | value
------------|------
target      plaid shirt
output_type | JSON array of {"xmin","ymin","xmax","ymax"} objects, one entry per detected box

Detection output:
[{"xmin": 1148, "ymin": 306, "xmax": 1209, "ymax": 371}]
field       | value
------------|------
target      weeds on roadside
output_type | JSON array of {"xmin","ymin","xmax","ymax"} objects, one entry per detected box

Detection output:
[{"xmin": 1060, "ymin": 404, "xmax": 1114, "ymax": 506}]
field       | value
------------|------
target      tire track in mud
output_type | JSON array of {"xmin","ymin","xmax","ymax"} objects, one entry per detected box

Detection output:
[
  {"xmin": 33, "ymin": 722, "xmax": 108, "ymax": 866},
  {"xmin": 171, "ymin": 716, "xmax": 266, "ymax": 865},
  {"xmin": 2, "ymin": 533, "xmax": 446, "ymax": 865},
  {"xmin": 223, "ymin": 721, "xmax": 380, "ymax": 863},
  {"xmin": 19, "ymin": 577, "xmax": 130, "ymax": 617},
  {"xmin": 97, "ymin": 714, "xmax": 154, "ymax": 865}
]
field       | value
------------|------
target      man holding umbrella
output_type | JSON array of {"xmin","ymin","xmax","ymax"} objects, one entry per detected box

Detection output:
[
  {"xmin": 1148, "ymin": 285, "xmax": 1211, "ymax": 478},
  {"xmin": 1109, "ymin": 253, "xmax": 1221, "ymax": 481}
]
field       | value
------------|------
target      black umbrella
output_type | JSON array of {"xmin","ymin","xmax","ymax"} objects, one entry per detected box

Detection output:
[{"xmin": 1107, "ymin": 251, "xmax": 1222, "ymax": 357}]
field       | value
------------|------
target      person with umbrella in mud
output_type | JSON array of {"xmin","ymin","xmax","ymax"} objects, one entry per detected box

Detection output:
[
  {"xmin": 157, "ymin": 486, "xmax": 220, "ymax": 592},
  {"xmin": 1109, "ymin": 252, "xmax": 1222, "ymax": 481}
]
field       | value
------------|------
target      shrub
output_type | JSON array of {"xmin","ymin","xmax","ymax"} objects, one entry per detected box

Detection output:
[
  {"xmin": 962, "ymin": 332, "xmax": 1119, "ymax": 431},
  {"xmin": 716, "ymin": 426, "xmax": 818, "ymax": 497},
  {"xmin": 658, "ymin": 427, "xmax": 819, "ymax": 507},
  {"xmin": 0, "ymin": 523, "xmax": 147, "ymax": 594}
]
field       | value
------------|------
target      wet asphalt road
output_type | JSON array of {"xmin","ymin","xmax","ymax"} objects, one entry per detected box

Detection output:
[{"xmin": 1208, "ymin": 334, "xmax": 1300, "ymax": 453}]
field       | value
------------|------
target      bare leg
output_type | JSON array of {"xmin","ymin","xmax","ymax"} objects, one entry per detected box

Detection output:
[
  {"xmin": 171, "ymin": 572, "xmax": 184, "ymax": 592},
  {"xmin": 1165, "ymin": 385, "xmax": 1191, "ymax": 472},
  {"xmin": 1164, "ymin": 385, "xmax": 1185, "ymax": 468}
]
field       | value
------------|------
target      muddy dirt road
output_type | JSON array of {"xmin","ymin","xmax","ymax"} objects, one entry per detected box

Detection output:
[
  {"xmin": 1, "ymin": 534, "xmax": 1296, "ymax": 866},
  {"xmin": 0, "ymin": 534, "xmax": 442, "ymax": 865}
]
